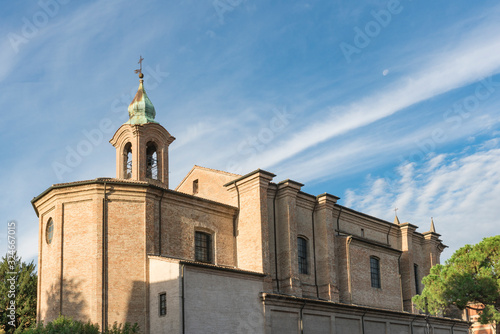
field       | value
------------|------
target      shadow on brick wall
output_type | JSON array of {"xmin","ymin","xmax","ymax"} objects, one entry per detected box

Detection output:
[
  {"xmin": 125, "ymin": 279, "xmax": 180, "ymax": 333},
  {"xmin": 44, "ymin": 278, "xmax": 86, "ymax": 322}
]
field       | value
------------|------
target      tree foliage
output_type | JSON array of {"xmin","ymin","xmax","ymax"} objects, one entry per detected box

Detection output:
[
  {"xmin": 413, "ymin": 235, "xmax": 500, "ymax": 325},
  {"xmin": 0, "ymin": 252, "xmax": 37, "ymax": 334},
  {"xmin": 25, "ymin": 316, "xmax": 140, "ymax": 334}
]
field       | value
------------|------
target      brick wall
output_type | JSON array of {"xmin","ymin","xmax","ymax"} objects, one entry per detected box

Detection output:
[
  {"xmin": 347, "ymin": 239, "xmax": 402, "ymax": 311},
  {"xmin": 33, "ymin": 180, "xmax": 239, "ymax": 333},
  {"xmin": 33, "ymin": 167, "xmax": 447, "ymax": 333},
  {"xmin": 160, "ymin": 192, "xmax": 237, "ymax": 266},
  {"xmin": 175, "ymin": 166, "xmax": 240, "ymax": 206}
]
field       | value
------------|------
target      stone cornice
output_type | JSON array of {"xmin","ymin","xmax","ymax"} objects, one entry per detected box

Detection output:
[
  {"xmin": 277, "ymin": 179, "xmax": 304, "ymax": 189},
  {"xmin": 296, "ymin": 192, "xmax": 316, "ymax": 210},
  {"xmin": 399, "ymin": 222, "xmax": 419, "ymax": 231},
  {"xmin": 422, "ymin": 231, "xmax": 442, "ymax": 238},
  {"xmin": 148, "ymin": 255, "xmax": 267, "ymax": 277},
  {"xmin": 348, "ymin": 235, "xmax": 402, "ymax": 254},
  {"xmin": 32, "ymin": 178, "xmax": 237, "ymax": 217},
  {"xmin": 275, "ymin": 179, "xmax": 303, "ymax": 199},
  {"xmin": 261, "ymin": 293, "xmax": 470, "ymax": 326},
  {"xmin": 334, "ymin": 204, "xmax": 395, "ymax": 228},
  {"xmin": 109, "ymin": 123, "xmax": 174, "ymax": 147},
  {"xmin": 316, "ymin": 193, "xmax": 340, "ymax": 210},
  {"xmin": 223, "ymin": 169, "xmax": 276, "ymax": 187}
]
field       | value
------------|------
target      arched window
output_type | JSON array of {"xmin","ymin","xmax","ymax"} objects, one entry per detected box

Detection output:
[
  {"xmin": 146, "ymin": 142, "xmax": 158, "ymax": 180},
  {"xmin": 195, "ymin": 231, "xmax": 212, "ymax": 263},
  {"xmin": 297, "ymin": 237, "xmax": 308, "ymax": 274},
  {"xmin": 123, "ymin": 143, "xmax": 132, "ymax": 179},
  {"xmin": 414, "ymin": 264, "xmax": 420, "ymax": 294},
  {"xmin": 46, "ymin": 218, "xmax": 54, "ymax": 245},
  {"xmin": 370, "ymin": 256, "xmax": 381, "ymax": 288}
]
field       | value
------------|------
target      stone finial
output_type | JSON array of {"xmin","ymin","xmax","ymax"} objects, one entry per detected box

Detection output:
[
  {"xmin": 393, "ymin": 215, "xmax": 401, "ymax": 225},
  {"xmin": 430, "ymin": 217, "xmax": 436, "ymax": 233},
  {"xmin": 393, "ymin": 207, "xmax": 400, "ymax": 224}
]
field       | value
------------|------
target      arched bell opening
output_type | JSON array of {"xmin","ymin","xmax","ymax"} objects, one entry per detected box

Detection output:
[
  {"xmin": 123, "ymin": 142, "xmax": 132, "ymax": 179},
  {"xmin": 146, "ymin": 141, "xmax": 158, "ymax": 180}
]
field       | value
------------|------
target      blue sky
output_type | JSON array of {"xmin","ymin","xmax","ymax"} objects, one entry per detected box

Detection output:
[{"xmin": 1, "ymin": 0, "xmax": 500, "ymax": 265}]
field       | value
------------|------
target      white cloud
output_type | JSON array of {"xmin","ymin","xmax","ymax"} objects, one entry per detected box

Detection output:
[
  {"xmin": 344, "ymin": 144, "xmax": 500, "ymax": 260},
  {"xmin": 239, "ymin": 15, "xmax": 500, "ymax": 172},
  {"xmin": 272, "ymin": 104, "xmax": 500, "ymax": 186},
  {"xmin": 3, "ymin": 0, "xmax": 500, "ymax": 269},
  {"xmin": 0, "ymin": 40, "xmax": 18, "ymax": 82}
]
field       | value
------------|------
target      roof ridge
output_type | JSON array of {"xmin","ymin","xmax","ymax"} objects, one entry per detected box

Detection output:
[{"xmin": 193, "ymin": 165, "xmax": 241, "ymax": 177}]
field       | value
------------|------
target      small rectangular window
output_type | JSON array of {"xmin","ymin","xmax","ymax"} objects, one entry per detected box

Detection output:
[
  {"xmin": 297, "ymin": 237, "xmax": 308, "ymax": 274},
  {"xmin": 414, "ymin": 264, "xmax": 420, "ymax": 294},
  {"xmin": 159, "ymin": 293, "xmax": 167, "ymax": 316},
  {"xmin": 195, "ymin": 231, "xmax": 212, "ymax": 263},
  {"xmin": 370, "ymin": 257, "xmax": 381, "ymax": 288},
  {"xmin": 193, "ymin": 179, "xmax": 199, "ymax": 195},
  {"xmin": 361, "ymin": 228, "xmax": 365, "ymax": 237}
]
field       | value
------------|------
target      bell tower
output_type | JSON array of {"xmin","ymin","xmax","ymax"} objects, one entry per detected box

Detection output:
[{"xmin": 109, "ymin": 62, "xmax": 175, "ymax": 187}]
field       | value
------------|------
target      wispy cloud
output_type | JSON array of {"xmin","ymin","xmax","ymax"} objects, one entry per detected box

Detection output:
[
  {"xmin": 239, "ymin": 13, "xmax": 500, "ymax": 172},
  {"xmin": 2, "ymin": 0, "xmax": 500, "ymax": 265},
  {"xmin": 344, "ymin": 142, "xmax": 500, "ymax": 260},
  {"xmin": 273, "ymin": 103, "xmax": 500, "ymax": 185}
]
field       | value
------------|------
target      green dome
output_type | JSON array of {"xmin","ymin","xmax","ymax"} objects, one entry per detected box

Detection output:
[{"xmin": 126, "ymin": 79, "xmax": 157, "ymax": 125}]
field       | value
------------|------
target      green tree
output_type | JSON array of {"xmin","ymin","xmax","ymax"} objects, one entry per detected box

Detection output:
[
  {"xmin": 0, "ymin": 252, "xmax": 37, "ymax": 333},
  {"xmin": 413, "ymin": 235, "xmax": 500, "ymax": 329}
]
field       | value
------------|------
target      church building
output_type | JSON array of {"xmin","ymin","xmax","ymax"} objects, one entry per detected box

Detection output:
[{"xmin": 32, "ymin": 72, "xmax": 470, "ymax": 333}]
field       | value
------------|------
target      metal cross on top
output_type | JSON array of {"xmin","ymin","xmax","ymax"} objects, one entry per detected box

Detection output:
[
  {"xmin": 135, "ymin": 55, "xmax": 144, "ymax": 78},
  {"xmin": 394, "ymin": 207, "xmax": 398, "ymax": 216}
]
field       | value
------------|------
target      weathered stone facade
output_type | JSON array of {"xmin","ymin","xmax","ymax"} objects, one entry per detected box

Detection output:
[{"xmin": 32, "ymin": 76, "xmax": 468, "ymax": 333}]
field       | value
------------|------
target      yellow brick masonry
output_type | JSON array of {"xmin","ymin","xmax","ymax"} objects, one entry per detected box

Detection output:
[
  {"xmin": 32, "ymin": 179, "xmax": 238, "ymax": 332},
  {"xmin": 33, "ymin": 168, "xmax": 446, "ymax": 333},
  {"xmin": 174, "ymin": 167, "xmax": 446, "ymax": 311},
  {"xmin": 175, "ymin": 165, "xmax": 240, "ymax": 206},
  {"xmin": 32, "ymin": 77, "xmax": 452, "ymax": 334}
]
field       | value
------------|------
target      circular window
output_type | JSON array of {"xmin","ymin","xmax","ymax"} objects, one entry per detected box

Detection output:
[{"xmin": 46, "ymin": 219, "xmax": 54, "ymax": 244}]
